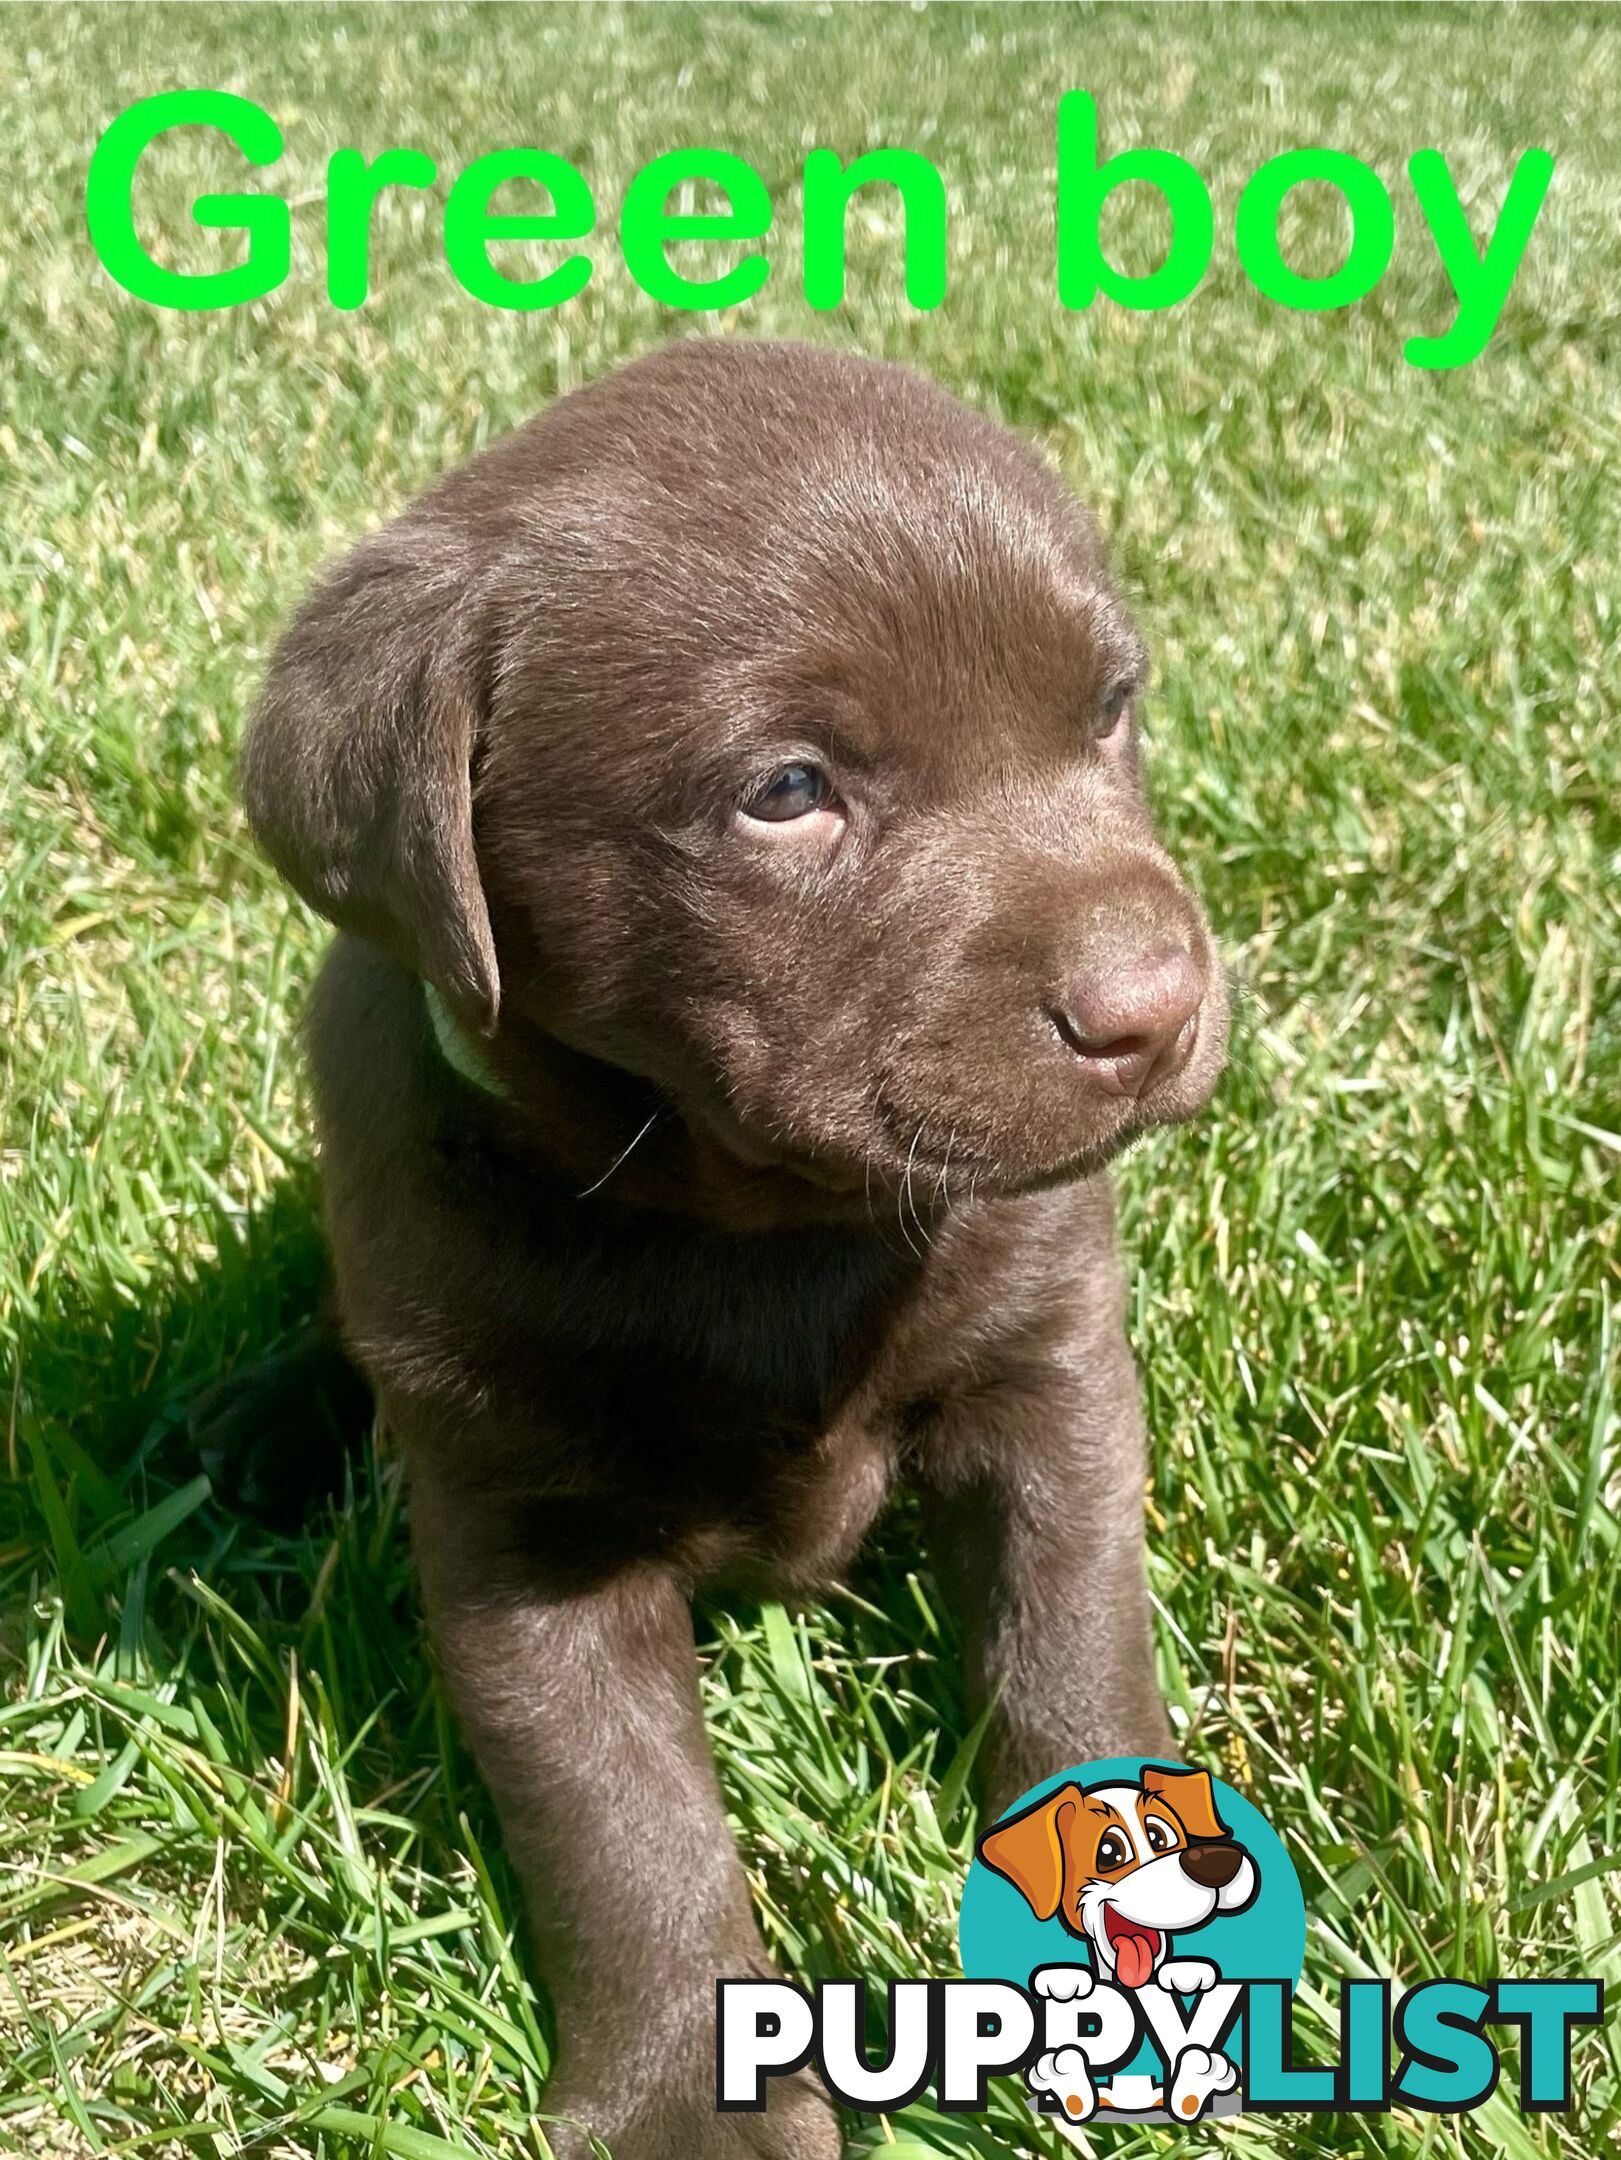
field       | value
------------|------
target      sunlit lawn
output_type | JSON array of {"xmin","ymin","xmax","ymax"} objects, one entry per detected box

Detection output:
[{"xmin": 2, "ymin": 5, "xmax": 1619, "ymax": 2154}]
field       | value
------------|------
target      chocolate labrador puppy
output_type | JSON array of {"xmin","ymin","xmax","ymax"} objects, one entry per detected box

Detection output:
[{"xmin": 236, "ymin": 337, "xmax": 1227, "ymax": 2158}]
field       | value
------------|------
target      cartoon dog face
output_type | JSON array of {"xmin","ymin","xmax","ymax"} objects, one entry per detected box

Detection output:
[{"xmin": 977, "ymin": 1766, "xmax": 1258, "ymax": 1990}]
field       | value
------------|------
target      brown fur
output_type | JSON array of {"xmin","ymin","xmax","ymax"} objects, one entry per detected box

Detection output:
[{"xmin": 238, "ymin": 338, "xmax": 1228, "ymax": 2159}]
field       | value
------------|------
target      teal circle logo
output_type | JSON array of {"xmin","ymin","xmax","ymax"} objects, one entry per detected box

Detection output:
[{"xmin": 959, "ymin": 1758, "xmax": 1305, "ymax": 2127}]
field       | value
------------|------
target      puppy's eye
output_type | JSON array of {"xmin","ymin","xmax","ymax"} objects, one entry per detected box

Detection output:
[
  {"xmin": 1144, "ymin": 1818, "xmax": 1175, "ymax": 1853},
  {"xmin": 742, "ymin": 763, "xmax": 834, "ymax": 822},
  {"xmin": 1095, "ymin": 680, "xmax": 1134, "ymax": 740},
  {"xmin": 1096, "ymin": 1830, "xmax": 1131, "ymax": 1871}
]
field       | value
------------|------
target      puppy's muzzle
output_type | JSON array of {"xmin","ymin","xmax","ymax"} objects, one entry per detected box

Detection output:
[
  {"xmin": 1051, "ymin": 938, "xmax": 1205, "ymax": 1100},
  {"xmin": 1178, "ymin": 1838, "xmax": 1247, "ymax": 1891}
]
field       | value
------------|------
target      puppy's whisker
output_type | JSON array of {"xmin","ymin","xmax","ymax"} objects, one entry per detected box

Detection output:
[
  {"xmin": 934, "ymin": 1125, "xmax": 958, "ymax": 1224},
  {"xmin": 902, "ymin": 1121, "xmax": 939, "ymax": 1254},
  {"xmin": 907, "ymin": 1123, "xmax": 933, "ymax": 1261},
  {"xmin": 894, "ymin": 1183, "xmax": 921, "ymax": 1261},
  {"xmin": 867, "ymin": 1080, "xmax": 915, "ymax": 1259},
  {"xmin": 894, "ymin": 1124, "xmax": 925, "ymax": 1259},
  {"xmin": 575, "ymin": 1109, "xmax": 664, "ymax": 1199},
  {"xmin": 916, "ymin": 1138, "xmax": 938, "ymax": 1249}
]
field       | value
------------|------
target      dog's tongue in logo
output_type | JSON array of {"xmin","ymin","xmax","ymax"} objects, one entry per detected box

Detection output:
[
  {"xmin": 1105, "ymin": 1909, "xmax": 1161, "ymax": 1990},
  {"xmin": 960, "ymin": 1757, "xmax": 1305, "ymax": 2128}
]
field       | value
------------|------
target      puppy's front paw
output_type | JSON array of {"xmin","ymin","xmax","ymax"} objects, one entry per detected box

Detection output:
[
  {"xmin": 1032, "ymin": 1962, "xmax": 1095, "ymax": 2003},
  {"xmin": 1156, "ymin": 1958, "xmax": 1219, "ymax": 1994},
  {"xmin": 544, "ymin": 2064, "xmax": 841, "ymax": 2160}
]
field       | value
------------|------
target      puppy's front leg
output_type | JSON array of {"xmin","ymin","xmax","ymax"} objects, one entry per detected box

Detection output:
[
  {"xmin": 409, "ymin": 1468, "xmax": 840, "ymax": 2160},
  {"xmin": 916, "ymin": 1292, "xmax": 1172, "ymax": 1817}
]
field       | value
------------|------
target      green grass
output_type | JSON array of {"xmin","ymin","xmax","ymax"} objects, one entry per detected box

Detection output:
[{"xmin": 3, "ymin": 3, "xmax": 1619, "ymax": 2154}]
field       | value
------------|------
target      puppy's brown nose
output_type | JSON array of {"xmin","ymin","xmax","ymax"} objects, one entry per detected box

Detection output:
[
  {"xmin": 1053, "ymin": 942, "xmax": 1203, "ymax": 1097},
  {"xmin": 1180, "ymin": 1839, "xmax": 1245, "ymax": 1890}
]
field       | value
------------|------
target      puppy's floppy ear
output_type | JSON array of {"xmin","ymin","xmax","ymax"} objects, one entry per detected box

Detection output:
[
  {"xmin": 1140, "ymin": 1765, "xmax": 1231, "ymax": 1843},
  {"xmin": 976, "ymin": 1783, "xmax": 1083, "ymax": 1922},
  {"xmin": 242, "ymin": 521, "xmax": 499, "ymax": 1028}
]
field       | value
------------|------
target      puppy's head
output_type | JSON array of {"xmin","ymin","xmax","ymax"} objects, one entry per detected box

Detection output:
[
  {"xmin": 978, "ymin": 1768, "xmax": 1256, "ymax": 1986},
  {"xmin": 245, "ymin": 340, "xmax": 1226, "ymax": 1203}
]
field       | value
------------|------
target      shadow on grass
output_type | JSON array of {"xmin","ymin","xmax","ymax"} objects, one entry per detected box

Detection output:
[
  {"xmin": 5, "ymin": 1166, "xmax": 497, "ymax": 1865},
  {"xmin": 4, "ymin": 1154, "xmax": 973, "ymax": 1948}
]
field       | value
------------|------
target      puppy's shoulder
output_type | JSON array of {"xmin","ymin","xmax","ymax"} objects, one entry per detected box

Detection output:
[
  {"xmin": 303, "ymin": 937, "xmax": 498, "ymax": 1201},
  {"xmin": 305, "ymin": 936, "xmax": 427, "ymax": 1128}
]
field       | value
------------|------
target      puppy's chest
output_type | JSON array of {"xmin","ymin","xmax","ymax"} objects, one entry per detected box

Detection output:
[
  {"xmin": 539, "ymin": 1217, "xmax": 910, "ymax": 1434},
  {"xmin": 495, "ymin": 1213, "xmax": 919, "ymax": 1576}
]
